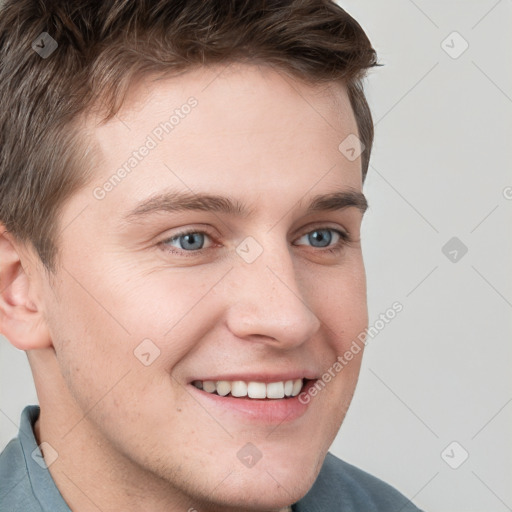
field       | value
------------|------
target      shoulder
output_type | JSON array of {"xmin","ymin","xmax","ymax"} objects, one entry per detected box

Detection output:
[
  {"xmin": 0, "ymin": 432, "xmax": 43, "ymax": 511},
  {"xmin": 2, "ymin": 405, "xmax": 72, "ymax": 511},
  {"xmin": 295, "ymin": 452, "xmax": 424, "ymax": 512}
]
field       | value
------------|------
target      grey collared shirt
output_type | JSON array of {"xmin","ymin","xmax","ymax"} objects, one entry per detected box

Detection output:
[
  {"xmin": 0, "ymin": 406, "xmax": 424, "ymax": 511},
  {"xmin": 0, "ymin": 406, "xmax": 70, "ymax": 511}
]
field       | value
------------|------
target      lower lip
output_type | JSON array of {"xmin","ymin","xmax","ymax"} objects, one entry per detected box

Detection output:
[{"xmin": 187, "ymin": 380, "xmax": 317, "ymax": 424}]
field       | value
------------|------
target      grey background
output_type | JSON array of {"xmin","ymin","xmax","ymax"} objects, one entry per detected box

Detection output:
[{"xmin": 1, "ymin": 1, "xmax": 511, "ymax": 511}]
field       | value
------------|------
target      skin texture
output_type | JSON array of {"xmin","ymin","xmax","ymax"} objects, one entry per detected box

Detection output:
[{"xmin": 0, "ymin": 63, "xmax": 368, "ymax": 512}]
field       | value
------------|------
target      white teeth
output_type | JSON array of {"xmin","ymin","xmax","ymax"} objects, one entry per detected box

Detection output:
[
  {"xmin": 266, "ymin": 381, "xmax": 285, "ymax": 399},
  {"xmin": 203, "ymin": 381, "xmax": 216, "ymax": 393},
  {"xmin": 291, "ymin": 379, "xmax": 302, "ymax": 397},
  {"xmin": 248, "ymin": 381, "xmax": 267, "ymax": 399},
  {"xmin": 231, "ymin": 380, "xmax": 248, "ymax": 397},
  {"xmin": 194, "ymin": 378, "xmax": 305, "ymax": 399},
  {"xmin": 216, "ymin": 380, "xmax": 231, "ymax": 396}
]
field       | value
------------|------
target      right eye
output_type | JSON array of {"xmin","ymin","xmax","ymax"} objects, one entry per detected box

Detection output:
[{"xmin": 160, "ymin": 229, "xmax": 215, "ymax": 254}]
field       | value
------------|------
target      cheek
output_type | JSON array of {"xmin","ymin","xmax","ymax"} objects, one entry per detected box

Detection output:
[
  {"xmin": 307, "ymin": 257, "xmax": 368, "ymax": 346},
  {"xmin": 101, "ymin": 255, "xmax": 224, "ymax": 325},
  {"xmin": 304, "ymin": 259, "xmax": 367, "ymax": 414},
  {"xmin": 47, "ymin": 262, "xmax": 225, "ymax": 400}
]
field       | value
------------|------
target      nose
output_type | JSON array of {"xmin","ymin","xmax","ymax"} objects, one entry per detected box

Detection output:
[{"xmin": 224, "ymin": 237, "xmax": 321, "ymax": 349}]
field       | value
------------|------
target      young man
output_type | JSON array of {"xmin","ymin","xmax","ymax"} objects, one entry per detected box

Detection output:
[{"xmin": 0, "ymin": 1, "xmax": 423, "ymax": 511}]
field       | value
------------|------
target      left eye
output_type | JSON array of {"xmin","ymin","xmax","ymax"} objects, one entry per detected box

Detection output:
[{"xmin": 294, "ymin": 228, "xmax": 344, "ymax": 248}]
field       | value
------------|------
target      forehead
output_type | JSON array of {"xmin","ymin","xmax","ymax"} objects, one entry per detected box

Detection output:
[
  {"xmin": 77, "ymin": 64, "xmax": 362, "ymax": 227},
  {"xmin": 90, "ymin": 62, "xmax": 358, "ymax": 157}
]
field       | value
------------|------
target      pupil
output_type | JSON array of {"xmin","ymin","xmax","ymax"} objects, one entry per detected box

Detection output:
[
  {"xmin": 310, "ymin": 229, "xmax": 331, "ymax": 247},
  {"xmin": 181, "ymin": 233, "xmax": 204, "ymax": 250}
]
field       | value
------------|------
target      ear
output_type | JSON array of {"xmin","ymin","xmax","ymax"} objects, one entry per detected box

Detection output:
[{"xmin": 0, "ymin": 224, "xmax": 52, "ymax": 350}]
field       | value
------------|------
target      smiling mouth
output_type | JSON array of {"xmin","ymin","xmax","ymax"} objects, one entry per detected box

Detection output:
[{"xmin": 191, "ymin": 378, "xmax": 310, "ymax": 399}]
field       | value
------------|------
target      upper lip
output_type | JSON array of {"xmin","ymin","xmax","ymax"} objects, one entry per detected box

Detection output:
[{"xmin": 188, "ymin": 372, "xmax": 318, "ymax": 384}]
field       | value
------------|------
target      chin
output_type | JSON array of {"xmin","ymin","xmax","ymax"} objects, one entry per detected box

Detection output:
[
  {"xmin": 201, "ymin": 444, "xmax": 325, "ymax": 510},
  {"xmin": 207, "ymin": 471, "xmax": 315, "ymax": 511}
]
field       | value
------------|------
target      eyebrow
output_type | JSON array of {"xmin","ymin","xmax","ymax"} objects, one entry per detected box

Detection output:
[{"xmin": 121, "ymin": 189, "xmax": 368, "ymax": 223}]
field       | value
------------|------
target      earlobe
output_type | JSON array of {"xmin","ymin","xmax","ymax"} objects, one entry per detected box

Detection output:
[{"xmin": 0, "ymin": 225, "xmax": 52, "ymax": 351}]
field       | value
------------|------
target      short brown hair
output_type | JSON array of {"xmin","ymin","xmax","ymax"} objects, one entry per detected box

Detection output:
[{"xmin": 0, "ymin": 0, "xmax": 378, "ymax": 274}]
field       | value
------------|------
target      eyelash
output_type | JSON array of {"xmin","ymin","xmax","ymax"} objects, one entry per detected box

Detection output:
[{"xmin": 159, "ymin": 227, "xmax": 352, "ymax": 257}]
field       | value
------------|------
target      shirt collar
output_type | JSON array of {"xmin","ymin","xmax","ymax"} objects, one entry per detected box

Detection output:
[{"xmin": 18, "ymin": 405, "xmax": 71, "ymax": 512}]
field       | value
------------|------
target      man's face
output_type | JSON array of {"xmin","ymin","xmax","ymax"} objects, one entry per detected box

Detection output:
[{"xmin": 38, "ymin": 64, "xmax": 368, "ymax": 509}]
